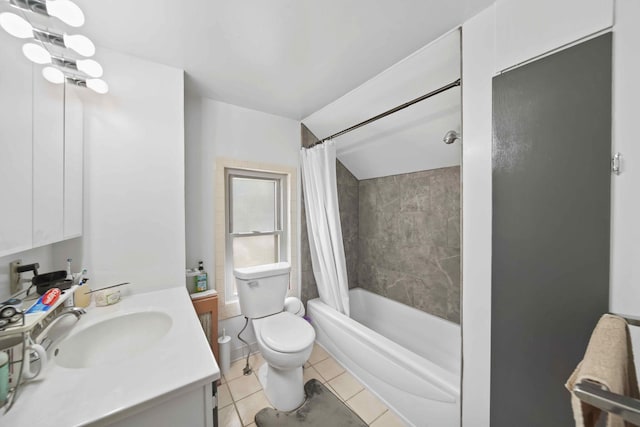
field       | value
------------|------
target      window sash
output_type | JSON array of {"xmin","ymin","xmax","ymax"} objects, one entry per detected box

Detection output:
[
  {"xmin": 224, "ymin": 168, "xmax": 288, "ymax": 303},
  {"xmin": 228, "ymin": 172, "xmax": 283, "ymax": 234}
]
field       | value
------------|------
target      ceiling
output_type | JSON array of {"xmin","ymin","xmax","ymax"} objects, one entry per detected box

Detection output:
[
  {"xmin": 74, "ymin": 0, "xmax": 493, "ymax": 119},
  {"xmin": 304, "ymin": 30, "xmax": 461, "ymax": 180}
]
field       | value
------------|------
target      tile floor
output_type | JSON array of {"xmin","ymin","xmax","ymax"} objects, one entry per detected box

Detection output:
[{"xmin": 218, "ymin": 343, "xmax": 407, "ymax": 427}]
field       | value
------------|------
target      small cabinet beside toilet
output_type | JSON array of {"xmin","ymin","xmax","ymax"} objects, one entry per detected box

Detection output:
[{"xmin": 191, "ymin": 292, "xmax": 219, "ymax": 363}]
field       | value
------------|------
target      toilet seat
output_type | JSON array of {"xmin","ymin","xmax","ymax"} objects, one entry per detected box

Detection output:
[{"xmin": 260, "ymin": 312, "xmax": 314, "ymax": 353}]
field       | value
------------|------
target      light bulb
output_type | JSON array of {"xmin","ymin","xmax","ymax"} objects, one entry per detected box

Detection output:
[
  {"xmin": 62, "ymin": 33, "xmax": 95, "ymax": 57},
  {"xmin": 76, "ymin": 59, "xmax": 103, "ymax": 78},
  {"xmin": 42, "ymin": 67, "xmax": 65, "ymax": 84},
  {"xmin": 22, "ymin": 43, "xmax": 52, "ymax": 64},
  {"xmin": 86, "ymin": 78, "xmax": 108, "ymax": 94},
  {"xmin": 0, "ymin": 12, "xmax": 33, "ymax": 39},
  {"xmin": 45, "ymin": 0, "xmax": 84, "ymax": 28}
]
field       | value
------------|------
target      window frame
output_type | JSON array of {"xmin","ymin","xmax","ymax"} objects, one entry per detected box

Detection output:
[{"xmin": 224, "ymin": 167, "xmax": 288, "ymax": 304}]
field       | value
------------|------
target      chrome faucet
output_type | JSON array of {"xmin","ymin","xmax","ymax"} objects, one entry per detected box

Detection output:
[{"xmin": 34, "ymin": 306, "xmax": 86, "ymax": 349}]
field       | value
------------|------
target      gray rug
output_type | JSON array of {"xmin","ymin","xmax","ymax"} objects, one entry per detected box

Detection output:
[{"xmin": 255, "ymin": 379, "xmax": 367, "ymax": 427}]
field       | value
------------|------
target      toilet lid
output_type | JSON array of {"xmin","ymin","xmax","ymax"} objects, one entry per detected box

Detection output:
[{"xmin": 260, "ymin": 312, "xmax": 315, "ymax": 353}]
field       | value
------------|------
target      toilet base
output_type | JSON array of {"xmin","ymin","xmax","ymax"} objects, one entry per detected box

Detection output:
[{"xmin": 258, "ymin": 363, "xmax": 306, "ymax": 411}]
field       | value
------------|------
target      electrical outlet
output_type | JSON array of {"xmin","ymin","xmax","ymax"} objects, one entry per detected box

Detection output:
[{"xmin": 9, "ymin": 259, "xmax": 22, "ymax": 296}]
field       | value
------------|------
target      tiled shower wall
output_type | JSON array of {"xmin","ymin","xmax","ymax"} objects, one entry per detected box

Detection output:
[
  {"xmin": 299, "ymin": 125, "xmax": 460, "ymax": 323},
  {"xmin": 358, "ymin": 167, "xmax": 460, "ymax": 323}
]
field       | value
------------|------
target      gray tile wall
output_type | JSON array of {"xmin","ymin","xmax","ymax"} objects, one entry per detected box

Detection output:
[
  {"xmin": 358, "ymin": 167, "xmax": 460, "ymax": 323},
  {"xmin": 300, "ymin": 125, "xmax": 319, "ymax": 306},
  {"xmin": 336, "ymin": 161, "xmax": 359, "ymax": 289}
]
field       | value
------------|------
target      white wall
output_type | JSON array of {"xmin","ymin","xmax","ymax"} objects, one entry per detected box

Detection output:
[
  {"xmin": 495, "ymin": 0, "xmax": 613, "ymax": 72},
  {"xmin": 185, "ymin": 94, "xmax": 300, "ymax": 354},
  {"xmin": 185, "ymin": 95, "xmax": 300, "ymax": 282},
  {"xmin": 610, "ymin": 0, "xmax": 640, "ymax": 371},
  {"xmin": 461, "ymin": 5, "xmax": 495, "ymax": 427},
  {"xmin": 59, "ymin": 48, "xmax": 186, "ymax": 295},
  {"xmin": 0, "ymin": 246, "xmax": 55, "ymax": 301},
  {"xmin": 610, "ymin": 0, "xmax": 640, "ymax": 317}
]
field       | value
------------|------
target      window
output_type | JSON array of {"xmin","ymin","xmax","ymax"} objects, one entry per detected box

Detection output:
[{"xmin": 225, "ymin": 168, "xmax": 288, "ymax": 302}]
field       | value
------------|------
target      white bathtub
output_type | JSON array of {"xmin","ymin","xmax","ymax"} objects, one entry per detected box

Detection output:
[{"xmin": 307, "ymin": 287, "xmax": 460, "ymax": 427}]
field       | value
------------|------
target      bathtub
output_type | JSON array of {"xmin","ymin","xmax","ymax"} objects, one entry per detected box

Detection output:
[{"xmin": 307, "ymin": 287, "xmax": 460, "ymax": 427}]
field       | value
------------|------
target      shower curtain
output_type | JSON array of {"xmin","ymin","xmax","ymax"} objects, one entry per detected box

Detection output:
[{"xmin": 300, "ymin": 141, "xmax": 350, "ymax": 316}]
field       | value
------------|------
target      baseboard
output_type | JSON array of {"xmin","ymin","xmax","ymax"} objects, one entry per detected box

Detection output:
[{"xmin": 230, "ymin": 342, "xmax": 259, "ymax": 363}]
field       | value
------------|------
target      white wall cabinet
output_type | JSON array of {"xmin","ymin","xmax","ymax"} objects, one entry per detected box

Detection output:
[
  {"xmin": 32, "ymin": 72, "xmax": 65, "ymax": 248},
  {"xmin": 0, "ymin": 32, "xmax": 34, "ymax": 258},
  {"xmin": 63, "ymin": 84, "xmax": 84, "ymax": 239},
  {"xmin": 495, "ymin": 0, "xmax": 614, "ymax": 72},
  {"xmin": 0, "ymin": 35, "xmax": 84, "ymax": 257}
]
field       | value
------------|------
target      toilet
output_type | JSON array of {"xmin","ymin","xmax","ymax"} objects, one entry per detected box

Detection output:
[{"xmin": 234, "ymin": 262, "xmax": 315, "ymax": 411}]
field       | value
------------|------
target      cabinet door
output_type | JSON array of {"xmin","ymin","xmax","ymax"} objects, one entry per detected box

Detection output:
[
  {"xmin": 0, "ymin": 32, "xmax": 33, "ymax": 257},
  {"xmin": 64, "ymin": 83, "xmax": 83, "ymax": 238},
  {"xmin": 33, "ymin": 71, "xmax": 64, "ymax": 247}
]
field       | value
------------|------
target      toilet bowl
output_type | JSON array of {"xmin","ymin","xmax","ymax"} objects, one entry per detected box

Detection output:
[
  {"xmin": 253, "ymin": 312, "xmax": 314, "ymax": 410},
  {"xmin": 234, "ymin": 262, "xmax": 315, "ymax": 411}
]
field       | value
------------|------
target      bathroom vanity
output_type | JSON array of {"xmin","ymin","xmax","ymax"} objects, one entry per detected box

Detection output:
[{"xmin": 0, "ymin": 287, "xmax": 219, "ymax": 427}]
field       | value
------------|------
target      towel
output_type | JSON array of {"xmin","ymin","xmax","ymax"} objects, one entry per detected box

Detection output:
[{"xmin": 565, "ymin": 314, "xmax": 640, "ymax": 427}]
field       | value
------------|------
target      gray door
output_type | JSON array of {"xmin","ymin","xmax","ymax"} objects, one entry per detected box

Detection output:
[{"xmin": 491, "ymin": 33, "xmax": 612, "ymax": 426}]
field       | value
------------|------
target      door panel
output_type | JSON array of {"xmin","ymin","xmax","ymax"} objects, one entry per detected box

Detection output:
[{"xmin": 491, "ymin": 33, "xmax": 612, "ymax": 426}]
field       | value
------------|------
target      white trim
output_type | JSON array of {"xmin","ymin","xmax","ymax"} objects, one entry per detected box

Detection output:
[
  {"xmin": 215, "ymin": 157, "xmax": 298, "ymax": 320},
  {"xmin": 497, "ymin": 27, "xmax": 613, "ymax": 75},
  {"xmin": 224, "ymin": 168, "xmax": 288, "ymax": 305}
]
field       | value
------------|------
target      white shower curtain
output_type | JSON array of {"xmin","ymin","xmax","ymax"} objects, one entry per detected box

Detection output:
[{"xmin": 300, "ymin": 141, "xmax": 350, "ymax": 316}]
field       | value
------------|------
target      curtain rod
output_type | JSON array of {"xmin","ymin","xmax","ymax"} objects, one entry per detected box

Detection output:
[{"xmin": 308, "ymin": 78, "xmax": 461, "ymax": 148}]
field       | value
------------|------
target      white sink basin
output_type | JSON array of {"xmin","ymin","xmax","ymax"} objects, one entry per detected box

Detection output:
[{"xmin": 55, "ymin": 311, "xmax": 172, "ymax": 369}]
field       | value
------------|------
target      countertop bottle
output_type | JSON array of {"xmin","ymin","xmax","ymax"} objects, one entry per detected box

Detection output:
[{"xmin": 194, "ymin": 261, "xmax": 208, "ymax": 292}]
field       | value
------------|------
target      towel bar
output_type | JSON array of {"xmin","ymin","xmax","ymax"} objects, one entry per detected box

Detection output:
[
  {"xmin": 619, "ymin": 314, "xmax": 640, "ymax": 328},
  {"xmin": 573, "ymin": 380, "xmax": 640, "ymax": 425},
  {"xmin": 572, "ymin": 314, "xmax": 640, "ymax": 424}
]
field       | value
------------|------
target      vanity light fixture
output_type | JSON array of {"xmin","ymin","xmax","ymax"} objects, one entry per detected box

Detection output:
[
  {"xmin": 0, "ymin": 13, "xmax": 95, "ymax": 56},
  {"xmin": 0, "ymin": 11, "xmax": 32, "ymax": 38},
  {"xmin": 44, "ymin": 70, "xmax": 109, "ymax": 95},
  {"xmin": 33, "ymin": 28, "xmax": 95, "ymax": 57},
  {"xmin": 9, "ymin": 0, "xmax": 84, "ymax": 27},
  {"xmin": 68, "ymin": 76, "xmax": 109, "ymax": 94},
  {"xmin": 2, "ymin": 4, "xmax": 107, "ymax": 94},
  {"xmin": 55, "ymin": 57, "xmax": 102, "ymax": 77},
  {"xmin": 42, "ymin": 65, "xmax": 64, "ymax": 84},
  {"xmin": 21, "ymin": 41, "xmax": 50, "ymax": 63},
  {"xmin": 22, "ymin": 43, "xmax": 103, "ymax": 77}
]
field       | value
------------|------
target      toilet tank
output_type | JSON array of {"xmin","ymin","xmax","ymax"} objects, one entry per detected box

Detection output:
[{"xmin": 234, "ymin": 262, "xmax": 291, "ymax": 319}]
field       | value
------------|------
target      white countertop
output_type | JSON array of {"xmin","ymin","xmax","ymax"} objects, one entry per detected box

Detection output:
[{"xmin": 1, "ymin": 286, "xmax": 220, "ymax": 426}]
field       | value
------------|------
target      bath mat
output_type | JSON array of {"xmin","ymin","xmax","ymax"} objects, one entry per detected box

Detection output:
[{"xmin": 255, "ymin": 379, "xmax": 367, "ymax": 427}]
